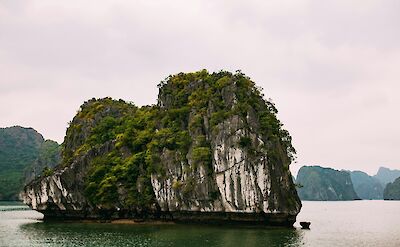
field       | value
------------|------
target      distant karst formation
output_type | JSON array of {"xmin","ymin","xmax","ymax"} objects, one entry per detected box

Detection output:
[
  {"xmin": 24, "ymin": 139, "xmax": 61, "ymax": 184},
  {"xmin": 374, "ymin": 167, "xmax": 400, "ymax": 187},
  {"xmin": 296, "ymin": 166, "xmax": 400, "ymax": 201},
  {"xmin": 296, "ymin": 166, "xmax": 359, "ymax": 201},
  {"xmin": 384, "ymin": 177, "xmax": 400, "ymax": 200},
  {"xmin": 0, "ymin": 126, "xmax": 60, "ymax": 200},
  {"xmin": 350, "ymin": 171, "xmax": 383, "ymax": 200},
  {"xmin": 21, "ymin": 70, "xmax": 301, "ymax": 226}
]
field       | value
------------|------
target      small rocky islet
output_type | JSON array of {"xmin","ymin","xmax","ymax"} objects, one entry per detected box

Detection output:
[{"xmin": 21, "ymin": 70, "xmax": 302, "ymax": 227}]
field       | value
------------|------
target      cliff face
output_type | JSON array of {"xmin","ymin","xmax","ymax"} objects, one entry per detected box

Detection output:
[
  {"xmin": 350, "ymin": 171, "xmax": 383, "ymax": 200},
  {"xmin": 384, "ymin": 177, "xmax": 400, "ymax": 200},
  {"xmin": 296, "ymin": 166, "xmax": 359, "ymax": 201},
  {"xmin": 374, "ymin": 167, "xmax": 400, "ymax": 187},
  {"xmin": 23, "ymin": 142, "xmax": 112, "ymax": 212},
  {"xmin": 22, "ymin": 70, "xmax": 301, "ymax": 226}
]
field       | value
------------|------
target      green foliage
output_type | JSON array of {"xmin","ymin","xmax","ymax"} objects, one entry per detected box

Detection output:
[
  {"xmin": 62, "ymin": 97, "xmax": 137, "ymax": 165},
  {"xmin": 60, "ymin": 69, "xmax": 296, "ymax": 209},
  {"xmin": 88, "ymin": 116, "xmax": 119, "ymax": 146},
  {"xmin": 172, "ymin": 180, "xmax": 183, "ymax": 190},
  {"xmin": 195, "ymin": 135, "xmax": 208, "ymax": 147},
  {"xmin": 189, "ymin": 114, "xmax": 203, "ymax": 131},
  {"xmin": 210, "ymin": 111, "xmax": 228, "ymax": 127},
  {"xmin": 209, "ymin": 190, "xmax": 220, "ymax": 200},
  {"xmin": 182, "ymin": 177, "xmax": 196, "ymax": 198},
  {"xmin": 238, "ymin": 136, "xmax": 252, "ymax": 148},
  {"xmin": 215, "ymin": 76, "xmax": 231, "ymax": 89},
  {"xmin": 42, "ymin": 167, "xmax": 54, "ymax": 177},
  {"xmin": 159, "ymin": 69, "xmax": 296, "ymax": 163},
  {"xmin": 192, "ymin": 147, "xmax": 212, "ymax": 165}
]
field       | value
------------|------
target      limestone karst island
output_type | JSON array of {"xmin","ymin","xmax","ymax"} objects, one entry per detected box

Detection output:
[{"xmin": 21, "ymin": 70, "xmax": 301, "ymax": 226}]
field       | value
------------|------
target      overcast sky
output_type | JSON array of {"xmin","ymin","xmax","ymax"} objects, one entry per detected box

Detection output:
[{"xmin": 1, "ymin": 0, "xmax": 399, "ymax": 176}]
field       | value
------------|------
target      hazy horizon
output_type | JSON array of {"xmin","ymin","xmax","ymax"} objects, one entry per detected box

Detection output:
[{"xmin": 1, "ymin": 0, "xmax": 399, "ymax": 175}]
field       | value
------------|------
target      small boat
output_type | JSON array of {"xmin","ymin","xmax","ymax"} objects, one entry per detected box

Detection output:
[{"xmin": 300, "ymin": 221, "xmax": 311, "ymax": 229}]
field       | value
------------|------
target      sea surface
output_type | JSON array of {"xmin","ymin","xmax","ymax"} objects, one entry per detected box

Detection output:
[{"xmin": 0, "ymin": 200, "xmax": 399, "ymax": 247}]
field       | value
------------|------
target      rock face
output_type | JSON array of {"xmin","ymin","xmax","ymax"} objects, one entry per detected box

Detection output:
[
  {"xmin": 22, "ymin": 70, "xmax": 301, "ymax": 226},
  {"xmin": 0, "ymin": 126, "xmax": 59, "ymax": 200},
  {"xmin": 374, "ymin": 167, "xmax": 400, "ymax": 187},
  {"xmin": 24, "ymin": 140, "xmax": 61, "ymax": 184},
  {"xmin": 383, "ymin": 177, "xmax": 400, "ymax": 200},
  {"xmin": 350, "ymin": 171, "xmax": 383, "ymax": 200},
  {"xmin": 296, "ymin": 166, "xmax": 359, "ymax": 201}
]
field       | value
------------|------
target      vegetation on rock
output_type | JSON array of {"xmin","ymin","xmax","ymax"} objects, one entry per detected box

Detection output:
[{"xmin": 57, "ymin": 70, "xmax": 297, "ymax": 210}]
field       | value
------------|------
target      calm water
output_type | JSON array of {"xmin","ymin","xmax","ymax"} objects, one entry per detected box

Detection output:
[{"xmin": 1, "ymin": 201, "xmax": 399, "ymax": 247}]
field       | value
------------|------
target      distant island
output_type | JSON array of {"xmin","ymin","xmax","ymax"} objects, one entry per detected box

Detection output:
[
  {"xmin": 296, "ymin": 165, "xmax": 400, "ymax": 201},
  {"xmin": 350, "ymin": 171, "xmax": 383, "ymax": 200},
  {"xmin": 296, "ymin": 166, "xmax": 359, "ymax": 201},
  {"xmin": 374, "ymin": 167, "xmax": 400, "ymax": 187},
  {"xmin": 21, "ymin": 70, "xmax": 301, "ymax": 226},
  {"xmin": 384, "ymin": 177, "xmax": 400, "ymax": 200},
  {"xmin": 0, "ymin": 126, "xmax": 60, "ymax": 200}
]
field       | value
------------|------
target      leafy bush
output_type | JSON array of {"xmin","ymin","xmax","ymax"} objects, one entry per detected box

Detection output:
[
  {"xmin": 192, "ymin": 147, "xmax": 212, "ymax": 165},
  {"xmin": 42, "ymin": 167, "xmax": 54, "ymax": 177},
  {"xmin": 239, "ymin": 136, "xmax": 252, "ymax": 148}
]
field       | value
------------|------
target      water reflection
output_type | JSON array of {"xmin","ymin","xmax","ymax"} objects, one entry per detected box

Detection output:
[
  {"xmin": 1, "ymin": 203, "xmax": 303, "ymax": 247},
  {"xmin": 4, "ymin": 201, "xmax": 400, "ymax": 246},
  {"xmin": 19, "ymin": 221, "xmax": 302, "ymax": 247}
]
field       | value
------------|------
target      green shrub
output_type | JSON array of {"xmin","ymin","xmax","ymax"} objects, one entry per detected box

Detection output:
[
  {"xmin": 172, "ymin": 180, "xmax": 183, "ymax": 190},
  {"xmin": 210, "ymin": 111, "xmax": 227, "ymax": 127},
  {"xmin": 42, "ymin": 167, "xmax": 54, "ymax": 177},
  {"xmin": 239, "ymin": 136, "xmax": 252, "ymax": 148},
  {"xmin": 192, "ymin": 147, "xmax": 212, "ymax": 165}
]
